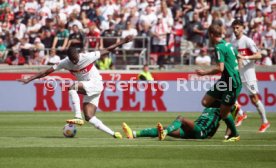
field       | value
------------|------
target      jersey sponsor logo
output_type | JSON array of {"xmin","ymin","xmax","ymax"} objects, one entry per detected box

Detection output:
[
  {"xmin": 238, "ymin": 48, "xmax": 253, "ymax": 56},
  {"xmin": 69, "ymin": 63, "xmax": 94, "ymax": 74}
]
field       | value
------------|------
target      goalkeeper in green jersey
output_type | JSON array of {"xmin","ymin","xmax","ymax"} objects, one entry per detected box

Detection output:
[{"xmin": 122, "ymin": 108, "xmax": 221, "ymax": 140}]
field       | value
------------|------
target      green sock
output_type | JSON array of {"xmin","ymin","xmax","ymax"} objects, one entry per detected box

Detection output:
[
  {"xmin": 136, "ymin": 128, "xmax": 158, "ymax": 137},
  {"xmin": 166, "ymin": 119, "xmax": 182, "ymax": 134},
  {"xmin": 224, "ymin": 114, "xmax": 238, "ymax": 136}
]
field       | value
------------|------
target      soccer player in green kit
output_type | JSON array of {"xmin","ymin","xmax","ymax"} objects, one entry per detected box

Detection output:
[
  {"xmin": 122, "ymin": 107, "xmax": 221, "ymax": 140},
  {"xmin": 195, "ymin": 24, "xmax": 242, "ymax": 142}
]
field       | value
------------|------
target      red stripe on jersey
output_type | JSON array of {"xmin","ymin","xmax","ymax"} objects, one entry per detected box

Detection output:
[
  {"xmin": 69, "ymin": 63, "xmax": 94, "ymax": 74},
  {"xmin": 238, "ymin": 48, "xmax": 254, "ymax": 56}
]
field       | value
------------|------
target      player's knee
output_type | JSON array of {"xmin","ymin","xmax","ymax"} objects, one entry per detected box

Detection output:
[
  {"xmin": 201, "ymin": 99, "xmax": 209, "ymax": 107},
  {"xmin": 250, "ymin": 95, "xmax": 259, "ymax": 105}
]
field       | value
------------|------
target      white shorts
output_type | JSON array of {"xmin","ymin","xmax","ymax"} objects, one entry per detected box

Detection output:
[
  {"xmin": 81, "ymin": 80, "xmax": 103, "ymax": 107},
  {"xmin": 242, "ymin": 80, "xmax": 259, "ymax": 95}
]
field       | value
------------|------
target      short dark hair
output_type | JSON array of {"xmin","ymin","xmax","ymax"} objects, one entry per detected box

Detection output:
[
  {"xmin": 67, "ymin": 47, "xmax": 78, "ymax": 59},
  {"xmin": 231, "ymin": 19, "xmax": 244, "ymax": 27}
]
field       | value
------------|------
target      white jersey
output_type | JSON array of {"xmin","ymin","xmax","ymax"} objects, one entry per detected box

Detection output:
[
  {"xmin": 232, "ymin": 35, "xmax": 258, "ymax": 83},
  {"xmin": 53, "ymin": 51, "xmax": 102, "ymax": 82}
]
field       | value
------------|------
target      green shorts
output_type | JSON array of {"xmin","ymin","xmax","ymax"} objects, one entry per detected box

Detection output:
[
  {"xmin": 207, "ymin": 81, "xmax": 242, "ymax": 105},
  {"xmin": 179, "ymin": 125, "xmax": 205, "ymax": 139}
]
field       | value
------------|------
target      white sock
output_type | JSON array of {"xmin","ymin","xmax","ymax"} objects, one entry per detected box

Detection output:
[
  {"xmin": 69, "ymin": 90, "xmax": 82, "ymax": 119},
  {"xmin": 89, "ymin": 116, "xmax": 114, "ymax": 136},
  {"xmin": 133, "ymin": 131, "xmax": 137, "ymax": 138},
  {"xmin": 236, "ymin": 102, "xmax": 244, "ymax": 116},
  {"xmin": 256, "ymin": 100, "xmax": 268, "ymax": 123},
  {"xmin": 238, "ymin": 107, "xmax": 244, "ymax": 116}
]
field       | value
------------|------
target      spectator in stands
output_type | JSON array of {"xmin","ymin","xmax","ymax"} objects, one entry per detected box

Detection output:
[
  {"xmin": 121, "ymin": 21, "xmax": 138, "ymax": 50},
  {"xmin": 138, "ymin": 64, "xmax": 154, "ymax": 81},
  {"xmin": 39, "ymin": 18, "xmax": 54, "ymax": 35},
  {"xmin": 99, "ymin": 0, "xmax": 116, "ymax": 20},
  {"xmin": 68, "ymin": 13, "xmax": 83, "ymax": 32},
  {"xmin": 181, "ymin": 0, "xmax": 196, "ymax": 24},
  {"xmin": 24, "ymin": 0, "xmax": 39, "ymax": 16},
  {"xmin": 28, "ymin": 49, "xmax": 43, "ymax": 65},
  {"xmin": 195, "ymin": 47, "xmax": 211, "ymax": 66},
  {"xmin": 12, "ymin": 16, "xmax": 26, "ymax": 40},
  {"xmin": 33, "ymin": 37, "xmax": 45, "ymax": 58},
  {"xmin": 38, "ymin": 0, "xmax": 52, "ymax": 19},
  {"xmin": 5, "ymin": 50, "xmax": 25, "ymax": 65},
  {"xmin": 126, "ymin": 7, "xmax": 139, "ymax": 28},
  {"xmin": 151, "ymin": 16, "xmax": 168, "ymax": 66},
  {"xmin": 249, "ymin": 22, "xmax": 263, "ymax": 49},
  {"xmin": 186, "ymin": 12, "xmax": 205, "ymax": 46},
  {"xmin": 67, "ymin": 25, "xmax": 84, "ymax": 50},
  {"xmin": 19, "ymin": 35, "xmax": 33, "ymax": 61},
  {"xmin": 80, "ymin": 11, "xmax": 91, "ymax": 33},
  {"xmin": 52, "ymin": 23, "xmax": 69, "ymax": 59},
  {"xmin": 260, "ymin": 49, "xmax": 272, "ymax": 66},
  {"xmin": 26, "ymin": 17, "xmax": 42, "ymax": 43},
  {"xmin": 86, "ymin": 22, "xmax": 101, "ymax": 50},
  {"xmin": 86, "ymin": 1, "xmax": 97, "ymax": 21},
  {"xmin": 43, "ymin": 49, "xmax": 60, "ymax": 65},
  {"xmin": 96, "ymin": 54, "xmax": 114, "ymax": 70},
  {"xmin": 69, "ymin": 0, "xmax": 81, "ymax": 14},
  {"xmin": 195, "ymin": 0, "xmax": 209, "ymax": 14},
  {"xmin": 114, "ymin": 14, "xmax": 125, "ymax": 35},
  {"xmin": 139, "ymin": 6, "xmax": 157, "ymax": 26},
  {"xmin": 0, "ymin": 37, "xmax": 6, "ymax": 62},
  {"xmin": 40, "ymin": 29, "xmax": 54, "ymax": 50},
  {"xmin": 262, "ymin": 22, "xmax": 276, "ymax": 52}
]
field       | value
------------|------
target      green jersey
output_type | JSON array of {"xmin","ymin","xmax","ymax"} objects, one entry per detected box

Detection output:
[
  {"xmin": 56, "ymin": 29, "xmax": 69, "ymax": 47},
  {"xmin": 194, "ymin": 108, "xmax": 221, "ymax": 138},
  {"xmin": 215, "ymin": 40, "xmax": 241, "ymax": 88}
]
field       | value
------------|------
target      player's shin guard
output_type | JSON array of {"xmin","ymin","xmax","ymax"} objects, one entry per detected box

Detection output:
[
  {"xmin": 223, "ymin": 114, "xmax": 238, "ymax": 137},
  {"xmin": 69, "ymin": 90, "xmax": 82, "ymax": 119},
  {"xmin": 256, "ymin": 100, "xmax": 268, "ymax": 123},
  {"xmin": 89, "ymin": 116, "xmax": 114, "ymax": 136},
  {"xmin": 136, "ymin": 128, "xmax": 158, "ymax": 137}
]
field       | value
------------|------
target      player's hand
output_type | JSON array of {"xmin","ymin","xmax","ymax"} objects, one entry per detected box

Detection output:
[
  {"xmin": 237, "ymin": 54, "xmax": 244, "ymax": 60},
  {"xmin": 196, "ymin": 69, "xmax": 206, "ymax": 76},
  {"xmin": 123, "ymin": 35, "xmax": 134, "ymax": 43},
  {"xmin": 17, "ymin": 78, "xmax": 31, "ymax": 84}
]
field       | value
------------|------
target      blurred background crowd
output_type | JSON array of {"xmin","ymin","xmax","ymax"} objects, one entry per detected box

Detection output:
[{"xmin": 0, "ymin": 0, "xmax": 275, "ymax": 69}]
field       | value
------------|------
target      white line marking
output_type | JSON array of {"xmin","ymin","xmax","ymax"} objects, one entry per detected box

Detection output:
[{"xmin": 1, "ymin": 144, "xmax": 276, "ymax": 148}]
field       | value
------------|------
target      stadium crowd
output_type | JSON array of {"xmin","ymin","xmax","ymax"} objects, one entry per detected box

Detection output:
[{"xmin": 0, "ymin": 0, "xmax": 275, "ymax": 68}]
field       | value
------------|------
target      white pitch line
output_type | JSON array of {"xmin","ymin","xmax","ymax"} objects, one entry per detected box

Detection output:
[{"xmin": 1, "ymin": 144, "xmax": 276, "ymax": 148}]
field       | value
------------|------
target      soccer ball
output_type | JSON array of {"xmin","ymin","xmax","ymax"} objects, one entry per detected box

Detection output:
[{"xmin": 63, "ymin": 124, "xmax": 77, "ymax": 138}]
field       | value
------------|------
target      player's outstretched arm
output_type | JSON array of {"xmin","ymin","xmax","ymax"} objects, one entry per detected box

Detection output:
[
  {"xmin": 18, "ymin": 67, "xmax": 55, "ymax": 84},
  {"xmin": 196, "ymin": 63, "xmax": 224, "ymax": 76},
  {"xmin": 99, "ymin": 35, "xmax": 133, "ymax": 57}
]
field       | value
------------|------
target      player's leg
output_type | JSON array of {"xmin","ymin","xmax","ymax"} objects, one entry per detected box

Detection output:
[
  {"xmin": 67, "ymin": 82, "xmax": 85, "ymax": 125},
  {"xmin": 158, "ymin": 116, "xmax": 194, "ymax": 140},
  {"xmin": 122, "ymin": 122, "xmax": 159, "ymax": 138},
  {"xmin": 250, "ymin": 94, "xmax": 270, "ymax": 132},
  {"xmin": 202, "ymin": 82, "xmax": 223, "ymax": 108},
  {"xmin": 83, "ymin": 96, "xmax": 122, "ymax": 139},
  {"xmin": 244, "ymin": 81, "xmax": 270, "ymax": 132},
  {"xmin": 201, "ymin": 94, "xmax": 221, "ymax": 108},
  {"xmin": 235, "ymin": 101, "xmax": 247, "ymax": 127}
]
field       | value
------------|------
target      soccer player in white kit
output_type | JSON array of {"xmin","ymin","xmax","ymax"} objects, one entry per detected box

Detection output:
[
  {"xmin": 19, "ymin": 35, "xmax": 134, "ymax": 138},
  {"xmin": 231, "ymin": 20, "xmax": 270, "ymax": 132}
]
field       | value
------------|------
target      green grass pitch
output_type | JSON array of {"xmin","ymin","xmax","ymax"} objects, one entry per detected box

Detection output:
[{"xmin": 0, "ymin": 112, "xmax": 276, "ymax": 168}]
